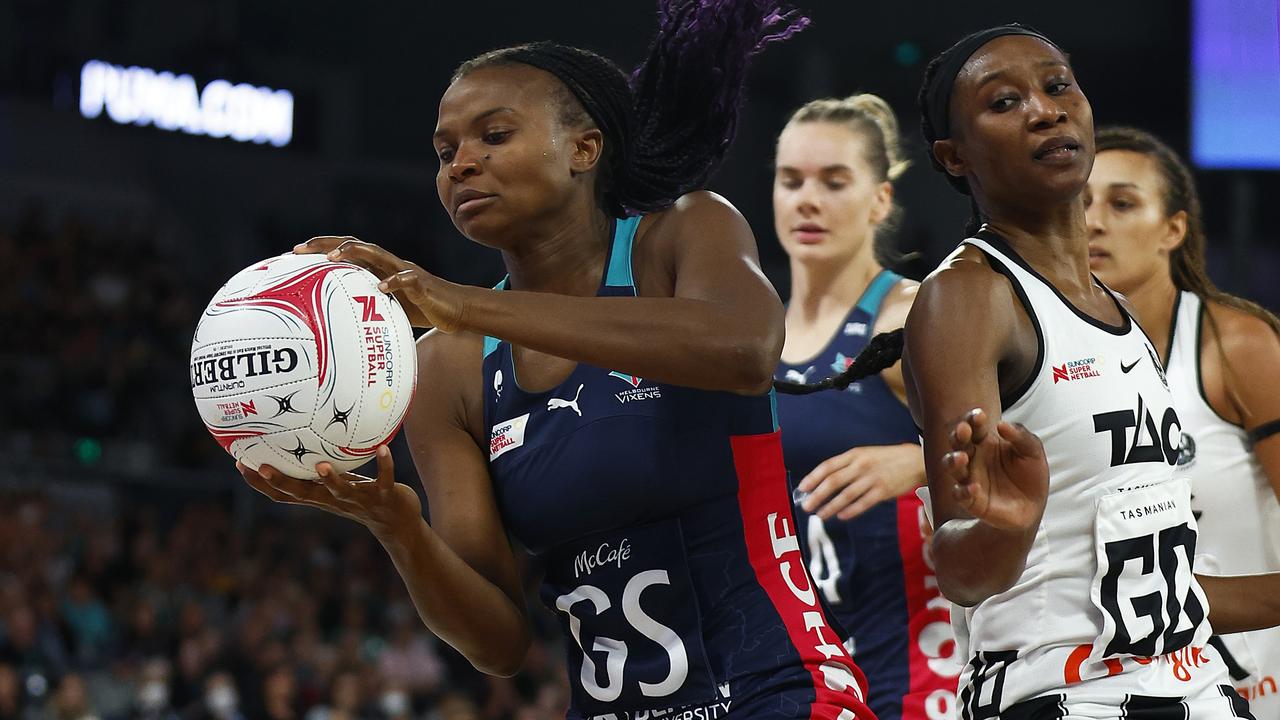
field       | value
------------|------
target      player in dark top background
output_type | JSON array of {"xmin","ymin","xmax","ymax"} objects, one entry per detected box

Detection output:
[
  {"xmin": 771, "ymin": 93, "xmax": 960, "ymax": 720},
  {"xmin": 233, "ymin": 1, "xmax": 876, "ymax": 718}
]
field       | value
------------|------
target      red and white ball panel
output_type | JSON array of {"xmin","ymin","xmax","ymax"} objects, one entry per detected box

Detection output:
[{"xmin": 191, "ymin": 253, "xmax": 417, "ymax": 479}]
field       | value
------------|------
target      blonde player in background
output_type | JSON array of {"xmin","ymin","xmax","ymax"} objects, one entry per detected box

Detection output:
[
  {"xmin": 1085, "ymin": 125, "xmax": 1280, "ymax": 716},
  {"xmin": 770, "ymin": 93, "xmax": 960, "ymax": 720}
]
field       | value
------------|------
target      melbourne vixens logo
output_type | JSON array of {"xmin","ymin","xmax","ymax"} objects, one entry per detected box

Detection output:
[
  {"xmin": 830, "ymin": 354, "xmax": 862, "ymax": 393},
  {"xmin": 609, "ymin": 371, "xmax": 660, "ymax": 404}
]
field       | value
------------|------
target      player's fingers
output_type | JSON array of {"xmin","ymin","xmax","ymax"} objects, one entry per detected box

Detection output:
[
  {"xmin": 967, "ymin": 408, "xmax": 991, "ymax": 445},
  {"xmin": 294, "ymin": 236, "xmax": 352, "ymax": 255},
  {"xmin": 799, "ymin": 465, "xmax": 858, "ymax": 512},
  {"xmin": 941, "ymin": 449, "xmax": 970, "ymax": 481},
  {"xmin": 949, "ymin": 419, "xmax": 973, "ymax": 452},
  {"xmin": 374, "ymin": 445, "xmax": 395, "ymax": 493},
  {"xmin": 816, "ymin": 476, "xmax": 875, "ymax": 521},
  {"xmin": 998, "ymin": 421, "xmax": 1045, "ymax": 459},
  {"xmin": 236, "ymin": 460, "xmax": 257, "ymax": 481},
  {"xmin": 835, "ymin": 483, "xmax": 886, "ymax": 521},
  {"xmin": 797, "ymin": 453, "xmax": 853, "ymax": 493},
  {"xmin": 315, "ymin": 462, "xmax": 355, "ymax": 500},
  {"xmin": 238, "ymin": 462, "xmax": 295, "ymax": 503},
  {"xmin": 378, "ymin": 269, "xmax": 420, "ymax": 293},
  {"xmin": 256, "ymin": 465, "xmax": 334, "ymax": 507},
  {"xmin": 328, "ymin": 240, "xmax": 407, "ymax": 278}
]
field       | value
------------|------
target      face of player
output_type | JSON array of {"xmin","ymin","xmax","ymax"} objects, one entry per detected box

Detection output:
[
  {"xmin": 433, "ymin": 64, "xmax": 596, "ymax": 248},
  {"xmin": 936, "ymin": 35, "xmax": 1095, "ymax": 210},
  {"xmin": 1083, "ymin": 149, "xmax": 1186, "ymax": 294},
  {"xmin": 773, "ymin": 122, "xmax": 891, "ymax": 268}
]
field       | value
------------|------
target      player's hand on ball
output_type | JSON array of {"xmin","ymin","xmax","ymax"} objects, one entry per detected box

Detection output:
[
  {"xmin": 942, "ymin": 408, "xmax": 1048, "ymax": 532},
  {"xmin": 237, "ymin": 446, "xmax": 422, "ymax": 540},
  {"xmin": 295, "ymin": 236, "xmax": 468, "ymax": 332},
  {"xmin": 796, "ymin": 444, "xmax": 924, "ymax": 521}
]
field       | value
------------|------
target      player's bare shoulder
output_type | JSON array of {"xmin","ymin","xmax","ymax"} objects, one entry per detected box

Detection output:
[
  {"xmin": 1203, "ymin": 299, "xmax": 1280, "ymax": 358},
  {"xmin": 913, "ymin": 243, "xmax": 1013, "ymax": 322},
  {"xmin": 874, "ymin": 276, "xmax": 920, "ymax": 335},
  {"xmin": 906, "ymin": 242, "xmax": 1033, "ymax": 377}
]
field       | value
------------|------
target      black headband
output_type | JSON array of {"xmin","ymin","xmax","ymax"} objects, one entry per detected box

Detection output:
[{"xmin": 924, "ymin": 24, "xmax": 1058, "ymax": 140}]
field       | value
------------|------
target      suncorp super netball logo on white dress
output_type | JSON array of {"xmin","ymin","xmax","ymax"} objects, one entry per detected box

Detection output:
[{"xmin": 78, "ymin": 60, "xmax": 293, "ymax": 147}]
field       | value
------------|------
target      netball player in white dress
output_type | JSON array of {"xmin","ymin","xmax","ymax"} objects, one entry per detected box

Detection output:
[
  {"xmin": 906, "ymin": 25, "xmax": 1280, "ymax": 719},
  {"xmin": 1086, "ymin": 126, "xmax": 1280, "ymax": 717}
]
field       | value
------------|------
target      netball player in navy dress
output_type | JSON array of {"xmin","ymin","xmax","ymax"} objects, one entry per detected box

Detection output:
[
  {"xmin": 235, "ymin": 3, "xmax": 873, "ymax": 719},
  {"xmin": 771, "ymin": 95, "xmax": 959, "ymax": 720}
]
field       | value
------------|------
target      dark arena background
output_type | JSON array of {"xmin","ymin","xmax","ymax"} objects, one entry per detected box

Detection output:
[{"xmin": 1, "ymin": 1, "xmax": 1277, "ymax": 719}]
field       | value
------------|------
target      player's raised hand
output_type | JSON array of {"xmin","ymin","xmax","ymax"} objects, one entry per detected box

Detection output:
[
  {"xmin": 796, "ymin": 443, "xmax": 924, "ymax": 521},
  {"xmin": 237, "ymin": 445, "xmax": 422, "ymax": 540},
  {"xmin": 294, "ymin": 236, "xmax": 469, "ymax": 332},
  {"xmin": 941, "ymin": 408, "xmax": 1048, "ymax": 531}
]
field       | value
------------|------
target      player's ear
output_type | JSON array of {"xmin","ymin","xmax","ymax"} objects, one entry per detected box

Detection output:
[
  {"xmin": 570, "ymin": 127, "xmax": 604, "ymax": 175},
  {"xmin": 932, "ymin": 139, "xmax": 968, "ymax": 180}
]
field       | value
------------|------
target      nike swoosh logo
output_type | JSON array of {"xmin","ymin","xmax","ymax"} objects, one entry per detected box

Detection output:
[{"xmin": 1121, "ymin": 358, "xmax": 1141, "ymax": 373}]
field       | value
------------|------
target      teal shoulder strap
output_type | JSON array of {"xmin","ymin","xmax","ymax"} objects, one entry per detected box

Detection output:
[
  {"xmin": 604, "ymin": 216, "xmax": 642, "ymax": 289},
  {"xmin": 855, "ymin": 270, "xmax": 903, "ymax": 316},
  {"xmin": 482, "ymin": 277, "xmax": 509, "ymax": 359}
]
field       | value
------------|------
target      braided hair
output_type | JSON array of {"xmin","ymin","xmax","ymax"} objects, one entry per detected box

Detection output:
[
  {"xmin": 772, "ymin": 329, "xmax": 904, "ymax": 395},
  {"xmin": 453, "ymin": 0, "xmax": 810, "ymax": 218}
]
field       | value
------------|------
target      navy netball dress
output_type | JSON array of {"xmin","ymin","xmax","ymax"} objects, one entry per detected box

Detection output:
[
  {"xmin": 776, "ymin": 272, "xmax": 961, "ymax": 720},
  {"xmin": 483, "ymin": 216, "xmax": 874, "ymax": 720}
]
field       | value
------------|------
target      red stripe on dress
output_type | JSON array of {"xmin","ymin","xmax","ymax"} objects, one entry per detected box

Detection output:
[
  {"xmin": 896, "ymin": 494, "xmax": 960, "ymax": 720},
  {"xmin": 730, "ymin": 431, "xmax": 874, "ymax": 720}
]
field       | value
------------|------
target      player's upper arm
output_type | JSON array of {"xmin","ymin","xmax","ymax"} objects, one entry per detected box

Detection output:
[
  {"xmin": 640, "ymin": 190, "xmax": 785, "ymax": 392},
  {"xmin": 404, "ymin": 330, "xmax": 524, "ymax": 608},
  {"xmin": 649, "ymin": 192, "xmax": 783, "ymax": 328},
  {"xmin": 903, "ymin": 250, "xmax": 1024, "ymax": 525},
  {"xmin": 1210, "ymin": 304, "xmax": 1280, "ymax": 501}
]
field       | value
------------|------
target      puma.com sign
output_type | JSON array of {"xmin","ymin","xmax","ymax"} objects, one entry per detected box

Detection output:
[{"xmin": 78, "ymin": 60, "xmax": 293, "ymax": 147}]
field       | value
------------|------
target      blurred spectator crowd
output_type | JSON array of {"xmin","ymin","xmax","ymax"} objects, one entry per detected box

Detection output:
[
  {"xmin": 0, "ymin": 203, "xmax": 222, "ymax": 472},
  {"xmin": 0, "ymin": 491, "xmax": 569, "ymax": 720},
  {"xmin": 0, "ymin": 203, "xmax": 565, "ymax": 718}
]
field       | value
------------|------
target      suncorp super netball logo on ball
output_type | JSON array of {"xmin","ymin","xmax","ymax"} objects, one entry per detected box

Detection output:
[{"xmin": 355, "ymin": 295, "xmax": 399, "ymax": 399}]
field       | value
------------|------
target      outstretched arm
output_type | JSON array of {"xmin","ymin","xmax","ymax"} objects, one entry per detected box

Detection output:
[
  {"xmin": 903, "ymin": 252, "xmax": 1048, "ymax": 607},
  {"xmin": 312, "ymin": 192, "xmax": 784, "ymax": 395}
]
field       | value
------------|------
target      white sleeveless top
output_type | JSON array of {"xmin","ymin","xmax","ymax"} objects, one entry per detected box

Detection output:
[
  {"xmin": 950, "ymin": 234, "xmax": 1227, "ymax": 716},
  {"xmin": 1168, "ymin": 290, "xmax": 1280, "ymax": 715}
]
